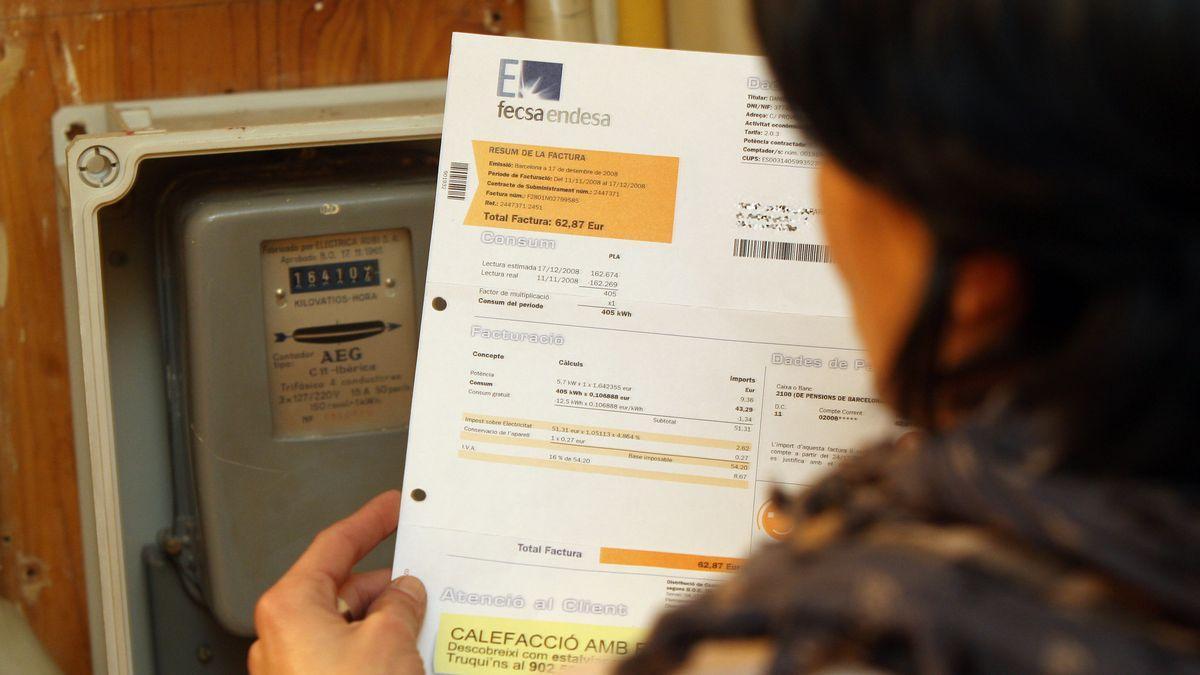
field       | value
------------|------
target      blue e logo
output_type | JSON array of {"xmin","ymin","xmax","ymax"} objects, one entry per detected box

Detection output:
[
  {"xmin": 497, "ymin": 58, "xmax": 520, "ymax": 98},
  {"xmin": 496, "ymin": 59, "xmax": 564, "ymax": 100}
]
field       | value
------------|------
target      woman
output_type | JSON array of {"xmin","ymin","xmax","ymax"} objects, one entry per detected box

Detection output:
[{"xmin": 249, "ymin": 1, "xmax": 1200, "ymax": 672}]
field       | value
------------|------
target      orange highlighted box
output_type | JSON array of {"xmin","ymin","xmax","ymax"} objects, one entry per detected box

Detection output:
[
  {"xmin": 462, "ymin": 412, "xmax": 749, "ymax": 451},
  {"xmin": 466, "ymin": 140, "xmax": 679, "ymax": 243},
  {"xmin": 459, "ymin": 450, "xmax": 748, "ymax": 489},
  {"xmin": 459, "ymin": 431, "xmax": 749, "ymax": 470},
  {"xmin": 600, "ymin": 547, "xmax": 745, "ymax": 573}
]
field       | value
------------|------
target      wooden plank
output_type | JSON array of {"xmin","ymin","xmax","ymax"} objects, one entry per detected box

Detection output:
[
  {"xmin": 0, "ymin": 17, "xmax": 91, "ymax": 675},
  {"xmin": 0, "ymin": 2, "xmax": 523, "ymax": 673},
  {"xmin": 0, "ymin": 0, "xmax": 263, "ymax": 22}
]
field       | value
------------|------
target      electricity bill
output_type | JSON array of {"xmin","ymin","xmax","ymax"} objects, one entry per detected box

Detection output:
[{"xmin": 393, "ymin": 33, "xmax": 903, "ymax": 675}]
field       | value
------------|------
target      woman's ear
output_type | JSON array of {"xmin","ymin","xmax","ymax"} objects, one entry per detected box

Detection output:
[{"xmin": 941, "ymin": 253, "xmax": 1023, "ymax": 367}]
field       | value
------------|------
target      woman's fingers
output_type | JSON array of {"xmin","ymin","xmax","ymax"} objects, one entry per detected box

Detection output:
[
  {"xmin": 288, "ymin": 490, "xmax": 402, "ymax": 587},
  {"xmin": 254, "ymin": 493, "xmax": 402, "ymax": 639},
  {"xmin": 336, "ymin": 568, "xmax": 394, "ymax": 620},
  {"xmin": 251, "ymin": 494, "xmax": 427, "ymax": 674},
  {"xmin": 247, "ymin": 640, "xmax": 263, "ymax": 674}
]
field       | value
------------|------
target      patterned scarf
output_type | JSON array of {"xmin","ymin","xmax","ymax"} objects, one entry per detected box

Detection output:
[{"xmin": 618, "ymin": 415, "xmax": 1200, "ymax": 674}]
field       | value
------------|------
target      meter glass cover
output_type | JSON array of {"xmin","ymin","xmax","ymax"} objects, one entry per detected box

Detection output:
[{"xmin": 261, "ymin": 229, "xmax": 418, "ymax": 438}]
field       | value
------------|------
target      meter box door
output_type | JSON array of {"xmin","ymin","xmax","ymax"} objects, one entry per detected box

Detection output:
[{"xmin": 56, "ymin": 81, "xmax": 447, "ymax": 675}]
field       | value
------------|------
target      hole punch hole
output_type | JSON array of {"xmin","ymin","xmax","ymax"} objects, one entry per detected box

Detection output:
[
  {"xmin": 432, "ymin": 297, "xmax": 447, "ymax": 311},
  {"xmin": 411, "ymin": 488, "xmax": 427, "ymax": 502}
]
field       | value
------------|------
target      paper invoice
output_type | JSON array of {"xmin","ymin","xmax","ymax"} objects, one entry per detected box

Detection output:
[{"xmin": 393, "ymin": 34, "xmax": 900, "ymax": 674}]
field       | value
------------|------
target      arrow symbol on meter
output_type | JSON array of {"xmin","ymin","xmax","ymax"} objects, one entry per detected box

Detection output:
[{"xmin": 275, "ymin": 320, "xmax": 401, "ymax": 344}]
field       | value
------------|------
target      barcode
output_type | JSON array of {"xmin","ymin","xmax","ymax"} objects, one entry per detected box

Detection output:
[
  {"xmin": 447, "ymin": 161, "xmax": 469, "ymax": 200},
  {"xmin": 732, "ymin": 238, "xmax": 831, "ymax": 263}
]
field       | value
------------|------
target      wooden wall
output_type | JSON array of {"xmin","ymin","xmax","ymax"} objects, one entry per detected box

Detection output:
[{"xmin": 0, "ymin": 1, "xmax": 523, "ymax": 672}]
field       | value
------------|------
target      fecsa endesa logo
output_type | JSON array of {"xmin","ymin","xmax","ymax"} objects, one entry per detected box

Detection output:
[
  {"xmin": 493, "ymin": 58, "xmax": 611, "ymax": 127},
  {"xmin": 496, "ymin": 58, "xmax": 563, "ymax": 100}
]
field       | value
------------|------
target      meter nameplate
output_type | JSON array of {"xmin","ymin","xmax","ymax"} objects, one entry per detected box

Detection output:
[{"xmin": 261, "ymin": 229, "xmax": 417, "ymax": 438}]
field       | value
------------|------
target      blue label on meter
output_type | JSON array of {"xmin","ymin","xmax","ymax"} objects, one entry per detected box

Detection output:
[{"xmin": 289, "ymin": 259, "xmax": 380, "ymax": 294}]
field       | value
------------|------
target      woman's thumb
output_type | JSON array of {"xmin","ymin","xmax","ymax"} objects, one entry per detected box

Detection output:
[{"xmin": 364, "ymin": 575, "xmax": 427, "ymax": 639}]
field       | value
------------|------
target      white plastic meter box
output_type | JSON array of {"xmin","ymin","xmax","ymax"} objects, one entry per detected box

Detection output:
[{"xmin": 55, "ymin": 81, "xmax": 446, "ymax": 675}]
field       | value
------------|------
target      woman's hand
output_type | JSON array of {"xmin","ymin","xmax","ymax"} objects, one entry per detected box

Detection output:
[{"xmin": 248, "ymin": 491, "xmax": 427, "ymax": 675}]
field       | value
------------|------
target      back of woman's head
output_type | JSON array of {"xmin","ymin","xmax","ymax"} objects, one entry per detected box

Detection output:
[{"xmin": 754, "ymin": 0, "xmax": 1200, "ymax": 489}]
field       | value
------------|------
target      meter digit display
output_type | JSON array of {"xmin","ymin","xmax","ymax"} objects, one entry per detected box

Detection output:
[{"xmin": 289, "ymin": 259, "xmax": 380, "ymax": 294}]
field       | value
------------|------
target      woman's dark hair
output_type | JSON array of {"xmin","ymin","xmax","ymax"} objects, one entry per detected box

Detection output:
[
  {"xmin": 617, "ymin": 6, "xmax": 1200, "ymax": 673},
  {"xmin": 755, "ymin": 0, "xmax": 1199, "ymax": 488}
]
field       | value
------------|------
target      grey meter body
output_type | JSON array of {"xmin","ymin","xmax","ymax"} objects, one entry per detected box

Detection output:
[{"xmin": 157, "ymin": 164, "xmax": 434, "ymax": 635}]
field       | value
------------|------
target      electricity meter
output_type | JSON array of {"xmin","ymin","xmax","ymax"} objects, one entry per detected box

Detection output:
[
  {"xmin": 156, "ymin": 159, "xmax": 433, "ymax": 636},
  {"xmin": 56, "ymin": 81, "xmax": 444, "ymax": 675}
]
